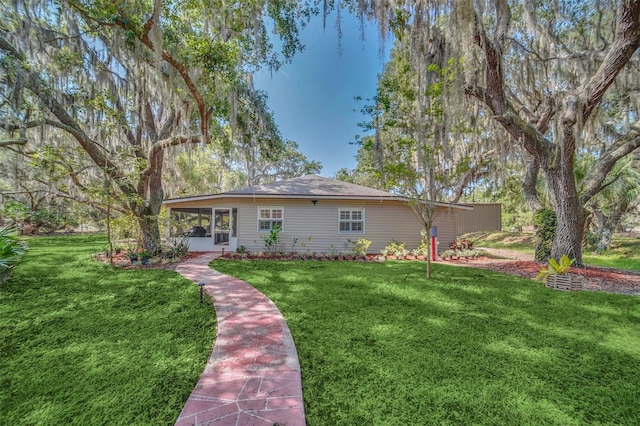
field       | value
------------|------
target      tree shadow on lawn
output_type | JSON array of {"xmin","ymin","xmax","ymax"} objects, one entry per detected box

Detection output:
[
  {"xmin": 2, "ymin": 235, "xmax": 216, "ymax": 425},
  {"xmin": 211, "ymin": 259, "xmax": 640, "ymax": 425}
]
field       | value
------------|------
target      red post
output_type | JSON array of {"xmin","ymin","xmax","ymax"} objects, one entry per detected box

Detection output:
[{"xmin": 431, "ymin": 236, "xmax": 437, "ymax": 261}]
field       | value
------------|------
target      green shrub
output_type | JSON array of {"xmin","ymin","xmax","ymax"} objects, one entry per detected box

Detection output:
[
  {"xmin": 384, "ymin": 240, "xmax": 406, "ymax": 255},
  {"xmin": 0, "ymin": 226, "xmax": 28, "ymax": 282},
  {"xmin": 440, "ymin": 249, "xmax": 456, "ymax": 259},
  {"xmin": 533, "ymin": 208, "xmax": 556, "ymax": 261},
  {"xmin": 584, "ymin": 231, "xmax": 599, "ymax": 252},
  {"xmin": 261, "ymin": 223, "xmax": 282, "ymax": 252},
  {"xmin": 536, "ymin": 254, "xmax": 575, "ymax": 282},
  {"xmin": 162, "ymin": 235, "xmax": 190, "ymax": 259},
  {"xmin": 415, "ymin": 238, "xmax": 430, "ymax": 256},
  {"xmin": 349, "ymin": 238, "xmax": 372, "ymax": 256}
]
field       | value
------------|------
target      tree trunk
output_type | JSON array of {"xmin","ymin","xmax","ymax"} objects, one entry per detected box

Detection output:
[
  {"xmin": 138, "ymin": 214, "xmax": 162, "ymax": 255},
  {"xmin": 138, "ymin": 150, "xmax": 165, "ymax": 255},
  {"xmin": 424, "ymin": 224, "xmax": 432, "ymax": 278},
  {"xmin": 522, "ymin": 157, "xmax": 543, "ymax": 212},
  {"xmin": 594, "ymin": 203, "xmax": 627, "ymax": 251},
  {"xmin": 544, "ymin": 164, "xmax": 585, "ymax": 265},
  {"xmin": 597, "ymin": 219, "xmax": 615, "ymax": 252},
  {"xmin": 461, "ymin": 0, "xmax": 640, "ymax": 268}
]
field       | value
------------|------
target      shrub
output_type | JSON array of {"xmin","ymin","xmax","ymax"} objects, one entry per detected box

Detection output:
[
  {"xmin": 0, "ymin": 226, "xmax": 28, "ymax": 282},
  {"xmin": 262, "ymin": 224, "xmax": 282, "ymax": 253},
  {"xmin": 415, "ymin": 238, "xmax": 430, "ymax": 256},
  {"xmin": 397, "ymin": 248, "xmax": 409, "ymax": 258},
  {"xmin": 536, "ymin": 254, "xmax": 575, "ymax": 282},
  {"xmin": 449, "ymin": 238, "xmax": 474, "ymax": 251},
  {"xmin": 534, "ymin": 208, "xmax": 557, "ymax": 261},
  {"xmin": 459, "ymin": 249, "xmax": 477, "ymax": 259},
  {"xmin": 162, "ymin": 235, "xmax": 189, "ymax": 259},
  {"xmin": 584, "ymin": 231, "xmax": 599, "ymax": 252},
  {"xmin": 440, "ymin": 249, "xmax": 456, "ymax": 259},
  {"xmin": 384, "ymin": 240, "xmax": 406, "ymax": 255},
  {"xmin": 348, "ymin": 238, "xmax": 372, "ymax": 256}
]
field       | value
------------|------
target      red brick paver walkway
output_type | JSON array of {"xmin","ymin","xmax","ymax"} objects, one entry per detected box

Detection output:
[{"xmin": 175, "ymin": 252, "xmax": 305, "ymax": 426}]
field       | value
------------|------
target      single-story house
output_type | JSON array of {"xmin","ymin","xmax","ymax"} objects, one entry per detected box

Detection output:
[{"xmin": 162, "ymin": 175, "xmax": 473, "ymax": 254}]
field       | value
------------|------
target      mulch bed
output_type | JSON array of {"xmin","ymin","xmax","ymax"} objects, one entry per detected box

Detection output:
[
  {"xmin": 93, "ymin": 251, "xmax": 205, "ymax": 270},
  {"xmin": 440, "ymin": 257, "xmax": 640, "ymax": 296}
]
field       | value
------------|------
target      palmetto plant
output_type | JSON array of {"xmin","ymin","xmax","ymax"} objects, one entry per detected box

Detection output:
[
  {"xmin": 536, "ymin": 254, "xmax": 576, "ymax": 283},
  {"xmin": 0, "ymin": 226, "xmax": 28, "ymax": 282}
]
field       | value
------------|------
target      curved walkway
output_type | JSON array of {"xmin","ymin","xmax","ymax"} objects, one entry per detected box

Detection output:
[{"xmin": 175, "ymin": 252, "xmax": 305, "ymax": 426}]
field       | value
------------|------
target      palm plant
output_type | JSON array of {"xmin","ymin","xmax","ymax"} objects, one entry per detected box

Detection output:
[{"xmin": 0, "ymin": 226, "xmax": 28, "ymax": 282}]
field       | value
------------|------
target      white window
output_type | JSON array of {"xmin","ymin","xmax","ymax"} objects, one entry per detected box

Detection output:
[
  {"xmin": 258, "ymin": 207, "xmax": 283, "ymax": 232},
  {"xmin": 339, "ymin": 208, "xmax": 364, "ymax": 233}
]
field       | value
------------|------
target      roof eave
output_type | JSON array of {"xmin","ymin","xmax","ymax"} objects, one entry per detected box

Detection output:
[
  {"xmin": 163, "ymin": 193, "xmax": 400, "ymax": 204},
  {"xmin": 163, "ymin": 194, "xmax": 473, "ymax": 210}
]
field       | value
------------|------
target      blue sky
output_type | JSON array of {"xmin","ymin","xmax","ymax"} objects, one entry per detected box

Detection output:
[{"xmin": 254, "ymin": 11, "xmax": 390, "ymax": 177}]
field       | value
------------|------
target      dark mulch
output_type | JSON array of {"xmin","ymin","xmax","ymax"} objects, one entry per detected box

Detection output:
[
  {"xmin": 93, "ymin": 251, "xmax": 205, "ymax": 270},
  {"xmin": 441, "ymin": 257, "xmax": 640, "ymax": 296}
]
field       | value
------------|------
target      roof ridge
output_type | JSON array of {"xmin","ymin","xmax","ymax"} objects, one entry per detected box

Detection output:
[{"xmin": 224, "ymin": 174, "xmax": 394, "ymax": 197}]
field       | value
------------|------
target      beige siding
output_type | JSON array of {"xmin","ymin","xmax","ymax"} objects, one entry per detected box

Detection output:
[
  {"xmin": 166, "ymin": 197, "xmax": 462, "ymax": 254},
  {"xmin": 234, "ymin": 198, "xmax": 459, "ymax": 254},
  {"xmin": 431, "ymin": 207, "xmax": 458, "ymax": 253},
  {"xmin": 455, "ymin": 203, "xmax": 502, "ymax": 234}
]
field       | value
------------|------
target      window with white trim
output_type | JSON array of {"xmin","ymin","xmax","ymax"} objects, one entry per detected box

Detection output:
[
  {"xmin": 339, "ymin": 208, "xmax": 364, "ymax": 233},
  {"xmin": 258, "ymin": 207, "xmax": 283, "ymax": 232}
]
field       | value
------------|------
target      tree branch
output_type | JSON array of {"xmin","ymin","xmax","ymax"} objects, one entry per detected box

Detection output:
[
  {"xmin": 139, "ymin": 133, "xmax": 202, "ymax": 182},
  {"xmin": 0, "ymin": 139, "xmax": 28, "ymax": 147},
  {"xmin": 465, "ymin": 6, "xmax": 552, "ymax": 162},
  {"xmin": 103, "ymin": 1, "xmax": 211, "ymax": 141},
  {"xmin": 580, "ymin": 122, "xmax": 640, "ymax": 203},
  {"xmin": 581, "ymin": 0, "xmax": 640, "ymax": 119},
  {"xmin": 0, "ymin": 33, "xmax": 140, "ymax": 204}
]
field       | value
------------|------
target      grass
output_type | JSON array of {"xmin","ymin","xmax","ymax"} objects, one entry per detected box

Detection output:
[
  {"xmin": 465, "ymin": 231, "xmax": 640, "ymax": 271},
  {"xmin": 463, "ymin": 231, "xmax": 536, "ymax": 254},
  {"xmin": 211, "ymin": 259, "xmax": 640, "ymax": 425},
  {"xmin": 0, "ymin": 235, "xmax": 216, "ymax": 425},
  {"xmin": 583, "ymin": 237, "xmax": 640, "ymax": 271}
]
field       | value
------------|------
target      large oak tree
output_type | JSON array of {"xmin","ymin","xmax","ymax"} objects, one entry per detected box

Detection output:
[
  {"xmin": 0, "ymin": 0, "xmax": 308, "ymax": 252},
  {"xmin": 345, "ymin": 0, "xmax": 640, "ymax": 265}
]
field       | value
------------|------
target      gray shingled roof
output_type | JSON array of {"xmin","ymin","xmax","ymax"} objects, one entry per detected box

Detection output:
[
  {"xmin": 226, "ymin": 175, "xmax": 394, "ymax": 198},
  {"xmin": 163, "ymin": 175, "xmax": 472, "ymax": 210}
]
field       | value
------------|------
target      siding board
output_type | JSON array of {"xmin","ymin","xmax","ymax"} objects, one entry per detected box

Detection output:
[
  {"xmin": 167, "ymin": 197, "xmax": 463, "ymax": 254},
  {"xmin": 456, "ymin": 203, "xmax": 502, "ymax": 234},
  {"xmin": 234, "ymin": 198, "xmax": 459, "ymax": 254}
]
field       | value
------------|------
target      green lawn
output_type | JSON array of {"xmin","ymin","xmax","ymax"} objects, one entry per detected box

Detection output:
[
  {"xmin": 466, "ymin": 231, "xmax": 640, "ymax": 271},
  {"xmin": 463, "ymin": 231, "xmax": 536, "ymax": 254},
  {"xmin": 583, "ymin": 237, "xmax": 640, "ymax": 271},
  {"xmin": 0, "ymin": 235, "xmax": 216, "ymax": 425},
  {"xmin": 212, "ymin": 259, "xmax": 640, "ymax": 425}
]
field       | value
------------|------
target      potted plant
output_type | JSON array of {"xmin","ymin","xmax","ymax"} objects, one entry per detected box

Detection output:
[{"xmin": 536, "ymin": 254, "xmax": 583, "ymax": 291}]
